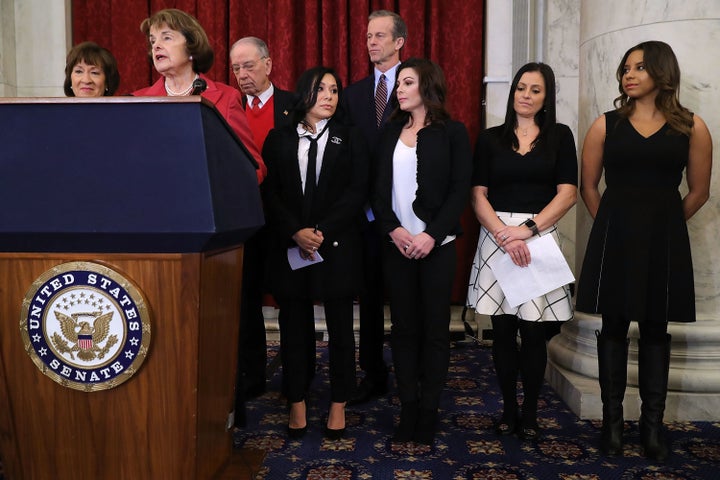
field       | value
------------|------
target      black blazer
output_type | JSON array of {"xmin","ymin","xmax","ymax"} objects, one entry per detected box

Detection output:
[
  {"xmin": 372, "ymin": 119, "xmax": 473, "ymax": 245},
  {"xmin": 341, "ymin": 74, "xmax": 396, "ymax": 150},
  {"xmin": 262, "ymin": 119, "xmax": 369, "ymax": 299}
]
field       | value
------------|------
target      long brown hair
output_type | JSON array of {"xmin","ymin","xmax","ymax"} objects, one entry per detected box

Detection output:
[
  {"xmin": 614, "ymin": 41, "xmax": 693, "ymax": 136},
  {"xmin": 390, "ymin": 57, "xmax": 450, "ymax": 127}
]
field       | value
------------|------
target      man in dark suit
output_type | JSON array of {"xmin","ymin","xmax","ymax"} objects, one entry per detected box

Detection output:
[
  {"xmin": 342, "ymin": 10, "xmax": 408, "ymax": 405},
  {"xmin": 230, "ymin": 36, "xmax": 297, "ymax": 428}
]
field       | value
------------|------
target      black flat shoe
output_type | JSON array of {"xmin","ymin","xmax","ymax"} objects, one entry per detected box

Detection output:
[
  {"xmin": 494, "ymin": 414, "xmax": 518, "ymax": 436},
  {"xmin": 348, "ymin": 376, "xmax": 388, "ymax": 405},
  {"xmin": 324, "ymin": 426, "xmax": 346, "ymax": 440},
  {"xmin": 518, "ymin": 422, "xmax": 541, "ymax": 442}
]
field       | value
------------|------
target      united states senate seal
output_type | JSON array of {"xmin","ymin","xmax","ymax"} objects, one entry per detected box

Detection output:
[{"xmin": 20, "ymin": 261, "xmax": 151, "ymax": 391}]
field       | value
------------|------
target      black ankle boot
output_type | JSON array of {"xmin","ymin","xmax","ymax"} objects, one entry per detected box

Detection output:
[
  {"xmin": 392, "ymin": 401, "xmax": 418, "ymax": 442},
  {"xmin": 639, "ymin": 334, "xmax": 671, "ymax": 462},
  {"xmin": 596, "ymin": 330, "xmax": 629, "ymax": 456},
  {"xmin": 413, "ymin": 408, "xmax": 438, "ymax": 445}
]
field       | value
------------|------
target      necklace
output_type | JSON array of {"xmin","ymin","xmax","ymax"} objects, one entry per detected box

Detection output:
[
  {"xmin": 165, "ymin": 74, "xmax": 198, "ymax": 96},
  {"xmin": 516, "ymin": 125, "xmax": 532, "ymax": 137}
]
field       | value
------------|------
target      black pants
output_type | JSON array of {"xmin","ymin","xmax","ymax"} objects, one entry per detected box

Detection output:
[
  {"xmin": 278, "ymin": 296, "xmax": 356, "ymax": 403},
  {"xmin": 384, "ymin": 241, "xmax": 456, "ymax": 410},
  {"xmin": 358, "ymin": 221, "xmax": 388, "ymax": 382},
  {"xmin": 236, "ymin": 226, "xmax": 269, "ymax": 395}
]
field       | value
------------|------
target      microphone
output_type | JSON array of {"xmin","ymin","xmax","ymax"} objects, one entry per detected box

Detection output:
[{"xmin": 191, "ymin": 78, "xmax": 207, "ymax": 95}]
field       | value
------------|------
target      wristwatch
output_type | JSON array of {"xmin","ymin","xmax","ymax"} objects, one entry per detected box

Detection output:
[{"xmin": 522, "ymin": 219, "xmax": 539, "ymax": 236}]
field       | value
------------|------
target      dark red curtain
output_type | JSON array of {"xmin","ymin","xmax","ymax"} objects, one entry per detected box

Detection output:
[{"xmin": 72, "ymin": 0, "xmax": 483, "ymax": 303}]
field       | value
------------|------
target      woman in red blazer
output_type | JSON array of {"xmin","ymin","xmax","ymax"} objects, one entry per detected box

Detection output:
[{"xmin": 132, "ymin": 8, "xmax": 265, "ymax": 184}]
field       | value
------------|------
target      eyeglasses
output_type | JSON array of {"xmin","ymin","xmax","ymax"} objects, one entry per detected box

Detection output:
[{"xmin": 231, "ymin": 57, "xmax": 268, "ymax": 74}]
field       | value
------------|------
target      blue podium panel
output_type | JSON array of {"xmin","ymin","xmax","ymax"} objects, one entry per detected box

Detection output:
[{"xmin": 0, "ymin": 97, "xmax": 263, "ymax": 252}]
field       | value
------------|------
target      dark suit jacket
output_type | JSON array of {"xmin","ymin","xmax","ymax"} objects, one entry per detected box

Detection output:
[
  {"xmin": 242, "ymin": 85, "xmax": 296, "ymax": 129},
  {"xmin": 372, "ymin": 119, "xmax": 473, "ymax": 245},
  {"xmin": 341, "ymin": 74, "xmax": 396, "ymax": 150},
  {"xmin": 262, "ymin": 119, "xmax": 369, "ymax": 300}
]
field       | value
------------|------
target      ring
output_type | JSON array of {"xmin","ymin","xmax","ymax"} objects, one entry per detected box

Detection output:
[
  {"xmin": 312, "ymin": 247, "xmax": 316, "ymax": 251},
  {"xmin": 502, "ymin": 235, "xmax": 507, "ymax": 241},
  {"xmin": 404, "ymin": 245, "xmax": 409, "ymax": 250}
]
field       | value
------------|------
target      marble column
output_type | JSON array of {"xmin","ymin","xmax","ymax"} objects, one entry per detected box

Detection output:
[
  {"xmin": 547, "ymin": 0, "xmax": 720, "ymax": 421},
  {"xmin": 0, "ymin": 0, "xmax": 69, "ymax": 98}
]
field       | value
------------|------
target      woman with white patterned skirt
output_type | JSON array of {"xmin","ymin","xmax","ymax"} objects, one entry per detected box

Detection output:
[{"xmin": 466, "ymin": 62, "xmax": 577, "ymax": 441}]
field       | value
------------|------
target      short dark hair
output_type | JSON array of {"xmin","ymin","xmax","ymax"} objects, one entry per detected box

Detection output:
[
  {"xmin": 369, "ymin": 10, "xmax": 407, "ymax": 47},
  {"xmin": 140, "ymin": 8, "xmax": 214, "ymax": 73},
  {"xmin": 64, "ymin": 41, "xmax": 120, "ymax": 97},
  {"xmin": 291, "ymin": 66, "xmax": 344, "ymax": 127},
  {"xmin": 390, "ymin": 57, "xmax": 450, "ymax": 126},
  {"xmin": 501, "ymin": 62, "xmax": 557, "ymax": 150}
]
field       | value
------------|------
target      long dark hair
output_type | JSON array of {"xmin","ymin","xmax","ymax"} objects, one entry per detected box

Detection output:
[
  {"xmin": 390, "ymin": 57, "xmax": 450, "ymax": 127},
  {"xmin": 614, "ymin": 40, "xmax": 693, "ymax": 136},
  {"xmin": 500, "ymin": 62, "xmax": 557, "ymax": 151},
  {"xmin": 290, "ymin": 66, "xmax": 344, "ymax": 128}
]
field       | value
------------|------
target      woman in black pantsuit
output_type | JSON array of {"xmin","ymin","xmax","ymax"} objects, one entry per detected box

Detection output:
[
  {"xmin": 372, "ymin": 58, "xmax": 472, "ymax": 445},
  {"xmin": 263, "ymin": 66, "xmax": 369, "ymax": 440}
]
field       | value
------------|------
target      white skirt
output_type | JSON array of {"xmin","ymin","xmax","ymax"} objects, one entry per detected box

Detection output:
[{"xmin": 466, "ymin": 212, "xmax": 573, "ymax": 322}]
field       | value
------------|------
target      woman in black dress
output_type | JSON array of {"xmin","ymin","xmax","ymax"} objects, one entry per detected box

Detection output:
[
  {"xmin": 466, "ymin": 62, "xmax": 577, "ymax": 441},
  {"xmin": 576, "ymin": 41, "xmax": 712, "ymax": 462},
  {"xmin": 262, "ymin": 67, "xmax": 369, "ymax": 440}
]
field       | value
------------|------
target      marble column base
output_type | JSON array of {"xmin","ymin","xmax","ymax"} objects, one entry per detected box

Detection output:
[{"xmin": 547, "ymin": 312, "xmax": 720, "ymax": 421}]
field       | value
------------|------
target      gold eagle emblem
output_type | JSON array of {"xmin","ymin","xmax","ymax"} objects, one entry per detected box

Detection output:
[{"xmin": 51, "ymin": 311, "xmax": 118, "ymax": 361}]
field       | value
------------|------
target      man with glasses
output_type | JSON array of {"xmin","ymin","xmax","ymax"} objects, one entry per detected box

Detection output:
[
  {"xmin": 230, "ymin": 36, "xmax": 295, "ymax": 150},
  {"xmin": 230, "ymin": 36, "xmax": 297, "ymax": 429}
]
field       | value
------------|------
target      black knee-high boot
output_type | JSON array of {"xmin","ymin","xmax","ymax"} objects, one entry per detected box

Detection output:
[
  {"xmin": 595, "ymin": 330, "xmax": 629, "ymax": 456},
  {"xmin": 491, "ymin": 315, "xmax": 520, "ymax": 433},
  {"xmin": 518, "ymin": 321, "xmax": 547, "ymax": 440},
  {"xmin": 638, "ymin": 333, "xmax": 671, "ymax": 462}
]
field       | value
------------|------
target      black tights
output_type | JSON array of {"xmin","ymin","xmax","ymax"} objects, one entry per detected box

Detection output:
[
  {"xmin": 601, "ymin": 315, "xmax": 668, "ymax": 344},
  {"xmin": 491, "ymin": 315, "xmax": 548, "ymax": 424}
]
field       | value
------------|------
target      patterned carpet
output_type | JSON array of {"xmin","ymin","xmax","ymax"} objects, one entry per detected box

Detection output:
[{"xmin": 234, "ymin": 340, "xmax": 720, "ymax": 480}]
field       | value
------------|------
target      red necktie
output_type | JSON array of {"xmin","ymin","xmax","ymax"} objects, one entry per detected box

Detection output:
[{"xmin": 251, "ymin": 96, "xmax": 260, "ymax": 110}]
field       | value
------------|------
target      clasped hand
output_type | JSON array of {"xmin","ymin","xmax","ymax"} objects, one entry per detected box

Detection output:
[
  {"xmin": 390, "ymin": 227, "xmax": 435, "ymax": 260},
  {"xmin": 293, "ymin": 227, "xmax": 324, "ymax": 261},
  {"xmin": 494, "ymin": 225, "xmax": 532, "ymax": 267}
]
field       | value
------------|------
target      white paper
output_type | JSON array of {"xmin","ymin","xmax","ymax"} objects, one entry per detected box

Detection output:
[
  {"xmin": 287, "ymin": 246, "xmax": 324, "ymax": 270},
  {"xmin": 487, "ymin": 234, "xmax": 574, "ymax": 308}
]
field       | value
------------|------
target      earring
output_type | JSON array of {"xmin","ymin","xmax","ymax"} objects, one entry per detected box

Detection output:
[{"xmin": 189, "ymin": 55, "xmax": 193, "ymax": 61}]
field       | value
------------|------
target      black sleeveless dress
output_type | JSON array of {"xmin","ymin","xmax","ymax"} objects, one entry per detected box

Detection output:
[{"xmin": 576, "ymin": 110, "xmax": 695, "ymax": 323}]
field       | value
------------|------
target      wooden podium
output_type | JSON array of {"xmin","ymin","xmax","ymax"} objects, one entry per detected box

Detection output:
[{"xmin": 0, "ymin": 97, "xmax": 263, "ymax": 479}]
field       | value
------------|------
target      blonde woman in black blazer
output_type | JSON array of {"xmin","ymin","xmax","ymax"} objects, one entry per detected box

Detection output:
[
  {"xmin": 262, "ymin": 67, "xmax": 369, "ymax": 440},
  {"xmin": 372, "ymin": 58, "xmax": 472, "ymax": 445}
]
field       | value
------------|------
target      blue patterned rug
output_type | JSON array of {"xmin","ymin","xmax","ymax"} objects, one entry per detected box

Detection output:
[{"xmin": 234, "ymin": 340, "xmax": 720, "ymax": 480}]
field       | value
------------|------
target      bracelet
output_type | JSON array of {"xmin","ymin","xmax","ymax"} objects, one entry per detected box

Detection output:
[{"xmin": 522, "ymin": 219, "xmax": 539, "ymax": 236}]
